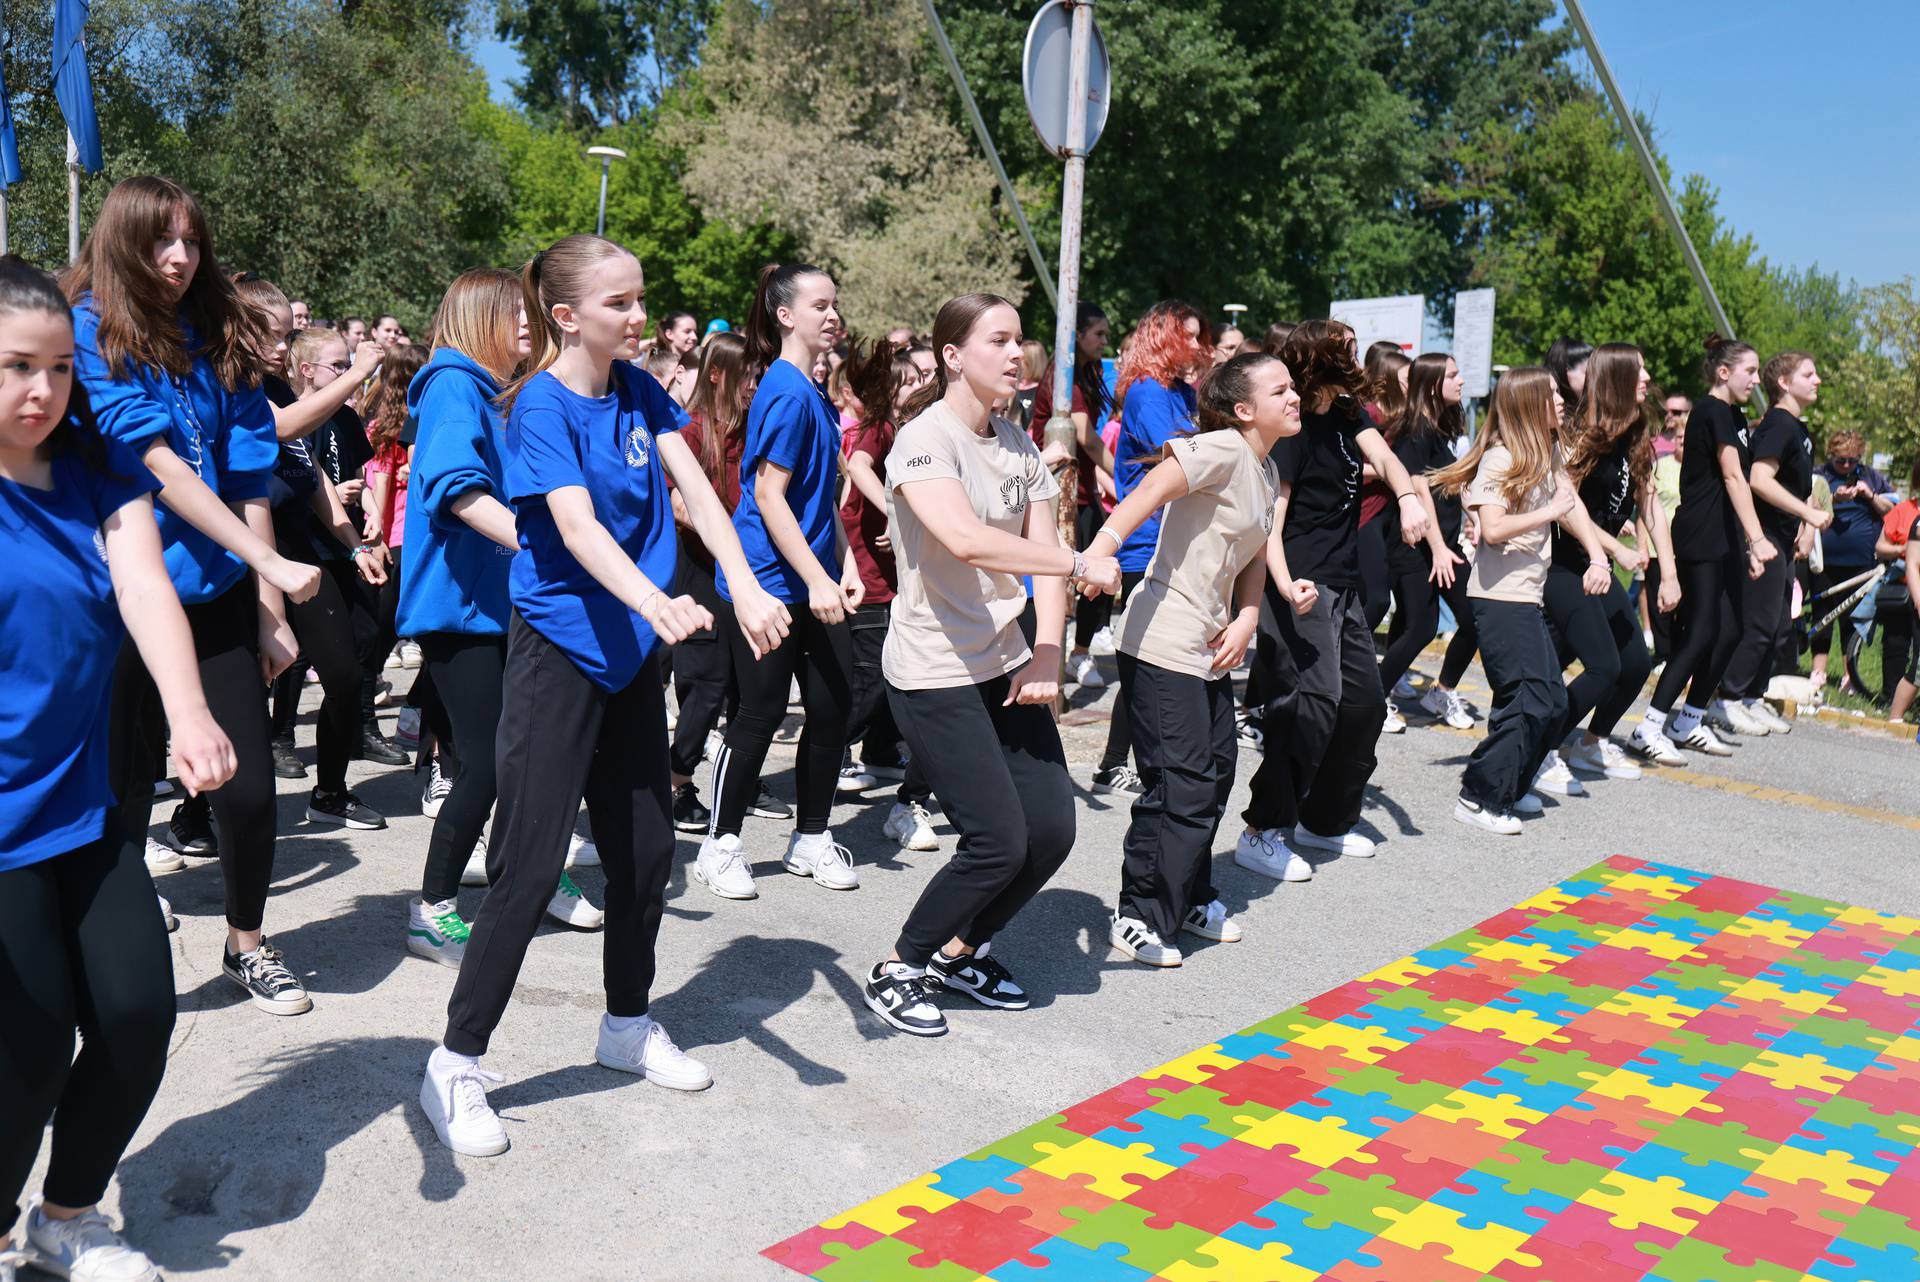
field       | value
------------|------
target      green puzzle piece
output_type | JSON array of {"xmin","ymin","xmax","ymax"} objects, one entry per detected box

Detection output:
[
  {"xmin": 1810, "ymin": 1092, "xmax": 1920, "ymax": 1149},
  {"xmin": 1794, "ymin": 1013, "xmax": 1904, "ymax": 1054},
  {"xmin": 817, "ymin": 1236, "xmax": 981, "ymax": 1282},
  {"xmin": 1818, "ymin": 1203, "xmax": 1920, "ymax": 1253},
  {"xmin": 1059, "ymin": 1202, "xmax": 1212, "ymax": 1274},
  {"xmin": 1644, "ymin": 1236, "xmax": 1805, "ymax": 1282},
  {"xmin": 1489, "ymin": 1142, "xmax": 1614, "ymax": 1203},
  {"xmin": 1277, "ymin": 1169, "xmax": 1421, "ymax": 1235},
  {"xmin": 1334, "ymin": 1063, "xmax": 1457, "ymax": 1113},
  {"xmin": 1640, "ymin": 1028, "xmax": 1771, "ymax": 1076},
  {"xmin": 973, "ymin": 1116, "xmax": 1090, "ymax": 1166},
  {"xmin": 1644, "ymin": 1117, "xmax": 1779, "ymax": 1171},
  {"xmin": 1146, "ymin": 1083, "xmax": 1275, "ymax": 1139}
]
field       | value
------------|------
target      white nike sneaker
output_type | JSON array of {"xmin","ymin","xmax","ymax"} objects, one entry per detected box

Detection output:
[
  {"xmin": 1381, "ymin": 705, "xmax": 1407, "ymax": 734},
  {"xmin": 1420, "ymin": 685, "xmax": 1476, "ymax": 729},
  {"xmin": 883, "ymin": 801, "xmax": 939, "ymax": 852},
  {"xmin": 1531, "ymin": 752, "xmax": 1586, "ymax": 797},
  {"xmin": 1069, "ymin": 652, "xmax": 1106, "ymax": 689},
  {"xmin": 1712, "ymin": 698, "xmax": 1770, "ymax": 737},
  {"xmin": 1291, "ymin": 826, "xmax": 1376, "ymax": 859},
  {"xmin": 1453, "ymin": 797, "xmax": 1522, "ymax": 835},
  {"xmin": 595, "ymin": 1014, "xmax": 712, "ymax": 1090},
  {"xmin": 420, "ymin": 1048, "xmax": 508, "ymax": 1157},
  {"xmin": 1748, "ymin": 699, "xmax": 1792, "ymax": 734},
  {"xmin": 783, "ymin": 829, "xmax": 859, "ymax": 890},
  {"xmin": 1234, "ymin": 828, "xmax": 1311, "ymax": 881},
  {"xmin": 693, "ymin": 832, "xmax": 757, "ymax": 899},
  {"xmin": 24, "ymin": 1203, "xmax": 160, "ymax": 1282},
  {"xmin": 1563, "ymin": 735, "xmax": 1642, "ymax": 780}
]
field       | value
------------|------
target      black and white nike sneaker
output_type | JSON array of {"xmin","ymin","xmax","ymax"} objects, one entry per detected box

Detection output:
[
  {"xmin": 927, "ymin": 942, "xmax": 1030, "ymax": 1009},
  {"xmin": 863, "ymin": 961, "xmax": 947, "ymax": 1036}
]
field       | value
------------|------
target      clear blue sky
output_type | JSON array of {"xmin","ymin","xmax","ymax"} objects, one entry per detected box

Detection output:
[{"xmin": 473, "ymin": 1, "xmax": 1919, "ymax": 288}]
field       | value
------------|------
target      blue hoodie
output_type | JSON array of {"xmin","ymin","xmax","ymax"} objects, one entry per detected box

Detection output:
[
  {"xmin": 73, "ymin": 295, "xmax": 278, "ymax": 604},
  {"xmin": 398, "ymin": 348, "xmax": 514, "ymax": 637}
]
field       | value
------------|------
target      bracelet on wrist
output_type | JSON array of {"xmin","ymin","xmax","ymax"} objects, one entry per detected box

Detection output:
[
  {"xmin": 1395, "ymin": 490, "xmax": 1418, "ymax": 502},
  {"xmin": 1091, "ymin": 527, "xmax": 1121, "ymax": 549},
  {"xmin": 1070, "ymin": 550, "xmax": 1087, "ymax": 581},
  {"xmin": 638, "ymin": 589, "xmax": 663, "ymax": 616}
]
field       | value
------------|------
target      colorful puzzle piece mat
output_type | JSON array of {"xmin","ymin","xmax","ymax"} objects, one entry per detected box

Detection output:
[{"xmin": 765, "ymin": 857, "xmax": 1920, "ymax": 1282}]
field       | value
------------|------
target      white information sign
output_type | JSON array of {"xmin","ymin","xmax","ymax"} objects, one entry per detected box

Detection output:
[
  {"xmin": 1330, "ymin": 294, "xmax": 1425, "ymax": 360},
  {"xmin": 1452, "ymin": 288, "xmax": 1496, "ymax": 399}
]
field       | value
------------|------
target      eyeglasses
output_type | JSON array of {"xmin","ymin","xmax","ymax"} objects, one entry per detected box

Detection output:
[
  {"xmin": 323, "ymin": 361, "xmax": 350, "ymax": 373},
  {"xmin": 1829, "ymin": 456, "xmax": 1860, "ymax": 469}
]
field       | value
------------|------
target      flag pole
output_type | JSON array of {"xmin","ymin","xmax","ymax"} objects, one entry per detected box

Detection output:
[
  {"xmin": 66, "ymin": 130, "xmax": 80, "ymax": 264},
  {"xmin": 1, "ymin": 192, "xmax": 9, "ymax": 256}
]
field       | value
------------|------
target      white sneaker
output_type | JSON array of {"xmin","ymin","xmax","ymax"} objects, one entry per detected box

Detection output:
[
  {"xmin": 156, "ymin": 893, "xmax": 177, "ymax": 933},
  {"xmin": 784, "ymin": 830, "xmax": 858, "ymax": 890},
  {"xmin": 1513, "ymin": 791, "xmax": 1545, "ymax": 815},
  {"xmin": 1678, "ymin": 723, "xmax": 1735, "ymax": 757},
  {"xmin": 1109, "ymin": 913, "xmax": 1182, "ymax": 967},
  {"xmin": 422, "ymin": 758, "xmax": 452, "ymax": 819},
  {"xmin": 1391, "ymin": 675, "xmax": 1418, "ymax": 700},
  {"xmin": 1454, "ymin": 797, "xmax": 1523, "ymax": 835},
  {"xmin": 1532, "ymin": 752, "xmax": 1586, "ymax": 797},
  {"xmin": 1420, "ymin": 686, "xmax": 1476, "ymax": 729},
  {"xmin": 595, "ymin": 1014, "xmax": 712, "ymax": 1090},
  {"xmin": 1381, "ymin": 705, "xmax": 1406, "ymax": 734},
  {"xmin": 1710, "ymin": 698, "xmax": 1769, "ymax": 737},
  {"xmin": 460, "ymin": 835, "xmax": 489, "ymax": 887},
  {"xmin": 1089, "ymin": 625, "xmax": 1116, "ymax": 655},
  {"xmin": 1234, "ymin": 828, "xmax": 1311, "ymax": 882},
  {"xmin": 1182, "ymin": 899, "xmax": 1243, "ymax": 943},
  {"xmin": 420, "ymin": 1048, "xmax": 508, "ymax": 1157},
  {"xmin": 545, "ymin": 872, "xmax": 605, "ymax": 928},
  {"xmin": 884, "ymin": 801, "xmax": 938, "ymax": 852},
  {"xmin": 693, "ymin": 833, "xmax": 757, "ymax": 899},
  {"xmin": 1070, "ymin": 652, "xmax": 1106, "ymax": 689},
  {"xmin": 1292, "ymin": 826, "xmax": 1375, "ymax": 859},
  {"xmin": 399, "ymin": 639, "xmax": 423, "ymax": 668},
  {"xmin": 24, "ymin": 1203, "xmax": 159, "ymax": 1282},
  {"xmin": 566, "ymin": 832, "xmax": 600, "ymax": 868},
  {"xmin": 1748, "ymin": 699, "xmax": 1792, "ymax": 734},
  {"xmin": 836, "ymin": 763, "xmax": 876, "ymax": 793},
  {"xmin": 0, "ymin": 1242, "xmax": 25, "ymax": 1282},
  {"xmin": 144, "ymin": 837, "xmax": 185, "ymax": 874},
  {"xmin": 395, "ymin": 706, "xmax": 422, "ymax": 746},
  {"xmin": 408, "ymin": 899, "xmax": 469, "ymax": 968},
  {"xmin": 1563, "ymin": 735, "xmax": 1642, "ymax": 780},
  {"xmin": 1628, "ymin": 724, "xmax": 1687, "ymax": 766}
]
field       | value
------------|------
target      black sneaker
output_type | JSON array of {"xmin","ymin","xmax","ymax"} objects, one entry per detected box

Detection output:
[
  {"xmin": 863, "ymin": 962, "xmax": 947, "ymax": 1036},
  {"xmin": 222, "ymin": 940, "xmax": 313, "ymax": 1015},
  {"xmin": 1091, "ymin": 764, "xmax": 1144, "ymax": 797},
  {"xmin": 272, "ymin": 738, "xmax": 307, "ymax": 780},
  {"xmin": 928, "ymin": 942, "xmax": 1030, "ymax": 1010},
  {"xmin": 359, "ymin": 724, "xmax": 410, "ymax": 767},
  {"xmin": 307, "ymin": 789, "xmax": 389, "ymax": 830},
  {"xmin": 672, "ymin": 784, "xmax": 711, "ymax": 833},
  {"xmin": 164, "ymin": 801, "xmax": 216, "ymax": 855},
  {"xmin": 747, "ymin": 783, "xmax": 793, "ymax": 821}
]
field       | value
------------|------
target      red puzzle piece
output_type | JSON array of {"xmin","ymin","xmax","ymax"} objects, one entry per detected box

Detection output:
[
  {"xmin": 893, "ymin": 1199, "xmax": 1049, "ymax": 1274},
  {"xmin": 1119, "ymin": 1167, "xmax": 1272, "ymax": 1235}
]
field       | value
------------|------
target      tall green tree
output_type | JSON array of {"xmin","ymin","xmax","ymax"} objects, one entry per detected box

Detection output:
[
  {"xmin": 1822, "ymin": 279, "xmax": 1920, "ymax": 467},
  {"xmin": 495, "ymin": 0, "xmax": 713, "ymax": 129}
]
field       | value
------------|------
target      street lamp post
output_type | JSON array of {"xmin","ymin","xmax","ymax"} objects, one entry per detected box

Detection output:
[{"xmin": 586, "ymin": 146, "xmax": 627, "ymax": 237}]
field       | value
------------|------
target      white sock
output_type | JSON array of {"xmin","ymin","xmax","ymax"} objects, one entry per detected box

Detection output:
[
  {"xmin": 795, "ymin": 829, "xmax": 832, "ymax": 850},
  {"xmin": 1640, "ymin": 708, "xmax": 1667, "ymax": 733},
  {"xmin": 604, "ymin": 1012, "xmax": 649, "ymax": 1034},
  {"xmin": 428, "ymin": 1045, "xmax": 478, "ymax": 1077},
  {"xmin": 1670, "ymin": 704, "xmax": 1705, "ymax": 735},
  {"xmin": 881, "ymin": 960, "xmax": 927, "ymax": 979}
]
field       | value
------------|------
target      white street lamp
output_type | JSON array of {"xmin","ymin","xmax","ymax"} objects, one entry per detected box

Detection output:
[{"xmin": 586, "ymin": 146, "xmax": 628, "ymax": 237}]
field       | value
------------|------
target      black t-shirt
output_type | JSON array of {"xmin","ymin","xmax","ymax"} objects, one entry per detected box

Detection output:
[
  {"xmin": 264, "ymin": 374, "xmax": 355, "ymax": 563},
  {"xmin": 1552, "ymin": 445, "xmax": 1636, "ymax": 572},
  {"xmin": 1388, "ymin": 424, "xmax": 1463, "ymax": 557},
  {"xmin": 1669, "ymin": 397, "xmax": 1750, "ymax": 562},
  {"xmin": 1749, "ymin": 407, "xmax": 1812, "ymax": 548},
  {"xmin": 1272, "ymin": 405, "xmax": 1367, "ymax": 588}
]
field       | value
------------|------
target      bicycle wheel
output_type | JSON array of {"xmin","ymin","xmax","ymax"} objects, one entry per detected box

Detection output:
[{"xmin": 1843, "ymin": 623, "xmax": 1881, "ymax": 703}]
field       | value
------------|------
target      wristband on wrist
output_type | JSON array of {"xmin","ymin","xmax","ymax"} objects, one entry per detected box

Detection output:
[
  {"xmin": 1395, "ymin": 490, "xmax": 1417, "ymax": 502},
  {"xmin": 1070, "ymin": 550, "xmax": 1087, "ymax": 581},
  {"xmin": 1589, "ymin": 558, "xmax": 1609, "ymax": 569},
  {"xmin": 1091, "ymin": 526, "xmax": 1121, "ymax": 550}
]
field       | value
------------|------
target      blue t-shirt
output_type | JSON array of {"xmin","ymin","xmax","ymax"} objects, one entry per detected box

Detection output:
[
  {"xmin": 1818, "ymin": 462, "xmax": 1894, "ymax": 568},
  {"xmin": 722, "ymin": 358, "xmax": 841, "ymax": 603},
  {"xmin": 1114, "ymin": 379, "xmax": 1196, "ymax": 573},
  {"xmin": 1, "ymin": 440, "xmax": 160, "ymax": 869},
  {"xmin": 503, "ymin": 363, "xmax": 688, "ymax": 692}
]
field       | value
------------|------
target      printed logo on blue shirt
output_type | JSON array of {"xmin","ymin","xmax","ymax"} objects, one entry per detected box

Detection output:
[
  {"xmin": 625, "ymin": 421, "xmax": 652, "ymax": 469},
  {"xmin": 93, "ymin": 527, "xmax": 109, "ymax": 563}
]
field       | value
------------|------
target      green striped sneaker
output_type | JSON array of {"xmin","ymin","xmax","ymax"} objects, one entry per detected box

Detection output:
[{"xmin": 408, "ymin": 898, "xmax": 470, "ymax": 968}]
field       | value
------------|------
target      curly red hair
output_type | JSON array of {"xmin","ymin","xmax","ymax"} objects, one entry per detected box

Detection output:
[{"xmin": 1116, "ymin": 300, "xmax": 1209, "ymax": 398}]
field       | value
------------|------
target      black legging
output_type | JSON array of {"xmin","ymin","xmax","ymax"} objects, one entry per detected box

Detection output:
[
  {"xmin": 668, "ymin": 553, "xmax": 738, "ymax": 780},
  {"xmin": 1544, "ymin": 569, "xmax": 1650, "ymax": 741},
  {"xmin": 709, "ymin": 609, "xmax": 851, "ymax": 838},
  {"xmin": 275, "ymin": 557, "xmax": 365, "ymax": 794},
  {"xmin": 1097, "ymin": 570, "xmax": 1144, "ymax": 772},
  {"xmin": 418, "ymin": 632, "xmax": 506, "ymax": 904},
  {"xmin": 109, "ymin": 582, "xmax": 279, "ymax": 931},
  {"xmin": 1072, "ymin": 503, "xmax": 1112, "ymax": 649},
  {"xmin": 0, "ymin": 833, "xmax": 176, "ymax": 1237},
  {"xmin": 1377, "ymin": 543, "xmax": 1478, "ymax": 694},
  {"xmin": 1358, "ymin": 518, "xmax": 1392, "ymax": 630},
  {"xmin": 1650, "ymin": 556, "xmax": 1741, "ymax": 714}
]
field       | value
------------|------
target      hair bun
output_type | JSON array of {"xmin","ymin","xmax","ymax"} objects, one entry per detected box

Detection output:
[{"xmin": 1703, "ymin": 332, "xmax": 1727, "ymax": 352}]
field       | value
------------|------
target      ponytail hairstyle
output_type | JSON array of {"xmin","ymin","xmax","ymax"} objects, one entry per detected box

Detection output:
[
  {"xmin": 899, "ymin": 292, "xmax": 1018, "ymax": 422},
  {"xmin": 1018, "ymin": 339, "xmax": 1048, "ymax": 384},
  {"xmin": 231, "ymin": 275, "xmax": 293, "ymax": 379},
  {"xmin": 1365, "ymin": 344, "xmax": 1411, "ymax": 427},
  {"xmin": 64, "ymin": 175, "xmax": 266, "ymax": 390},
  {"xmin": 1701, "ymin": 332, "xmax": 1757, "ymax": 388},
  {"xmin": 0, "ymin": 254, "xmax": 114, "ymax": 474},
  {"xmin": 642, "ymin": 337, "xmax": 683, "ymax": 384},
  {"xmin": 428, "ymin": 267, "xmax": 525, "ymax": 385},
  {"xmin": 364, "ymin": 342, "xmax": 429, "ymax": 454},
  {"xmin": 498, "ymin": 233, "xmax": 635, "ymax": 414},
  {"xmin": 1564, "ymin": 342, "xmax": 1653, "ymax": 496},
  {"xmin": 287, "ymin": 328, "xmax": 347, "ymax": 396},
  {"xmin": 1071, "ymin": 301, "xmax": 1113, "ymax": 424},
  {"xmin": 1392, "ymin": 351, "xmax": 1462, "ymax": 446},
  {"xmin": 844, "ymin": 335, "xmax": 918, "ymax": 435},
  {"xmin": 1192, "ymin": 351, "xmax": 1281, "ymax": 434},
  {"xmin": 1260, "ymin": 320, "xmax": 1296, "ymax": 357},
  {"xmin": 1762, "ymin": 349, "xmax": 1815, "ymax": 404},
  {"xmin": 1114, "ymin": 299, "xmax": 1207, "ymax": 401},
  {"xmin": 683, "ymin": 331, "xmax": 753, "ymax": 492},
  {"xmin": 1433, "ymin": 367, "xmax": 1558, "ymax": 507},
  {"xmin": 1277, "ymin": 319, "xmax": 1367, "ymax": 419},
  {"xmin": 744, "ymin": 261, "xmax": 829, "ymax": 375},
  {"xmin": 1543, "ymin": 338, "xmax": 1593, "ymax": 420}
]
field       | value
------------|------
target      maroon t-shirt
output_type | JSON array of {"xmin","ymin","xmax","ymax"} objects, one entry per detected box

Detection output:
[
  {"xmin": 841, "ymin": 419, "xmax": 897, "ymax": 603},
  {"xmin": 1029, "ymin": 369, "xmax": 1095, "ymax": 506},
  {"xmin": 672, "ymin": 411, "xmax": 743, "ymax": 568},
  {"xmin": 1358, "ymin": 401, "xmax": 1389, "ymax": 526}
]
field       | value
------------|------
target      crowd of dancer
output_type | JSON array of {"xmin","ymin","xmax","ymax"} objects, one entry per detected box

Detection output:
[{"xmin": 4, "ymin": 173, "xmax": 1916, "ymax": 1281}]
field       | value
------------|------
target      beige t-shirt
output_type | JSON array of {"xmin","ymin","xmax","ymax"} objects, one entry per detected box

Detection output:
[
  {"xmin": 1464, "ymin": 443, "xmax": 1554, "ymax": 604},
  {"xmin": 883, "ymin": 402, "xmax": 1062, "ymax": 689},
  {"xmin": 1116, "ymin": 431, "xmax": 1279, "ymax": 680}
]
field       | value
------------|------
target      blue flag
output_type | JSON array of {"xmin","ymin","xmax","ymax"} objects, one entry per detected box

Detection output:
[
  {"xmin": 0, "ymin": 59, "xmax": 21, "ymax": 187},
  {"xmin": 54, "ymin": 0, "xmax": 102, "ymax": 174}
]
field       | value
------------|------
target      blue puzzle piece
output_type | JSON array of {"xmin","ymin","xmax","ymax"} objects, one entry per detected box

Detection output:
[
  {"xmin": 1809, "ymin": 1239, "xmax": 1920, "ymax": 1282},
  {"xmin": 1412, "ymin": 945, "xmax": 1475, "ymax": 970},
  {"xmin": 926, "ymin": 1151, "xmax": 1025, "ymax": 1199},
  {"xmin": 1511, "ymin": 924, "xmax": 1609, "ymax": 957},
  {"xmin": 1474, "ymin": 1064, "xmax": 1590, "ymax": 1115},
  {"xmin": 1753, "ymin": 964, "xmax": 1856, "ymax": 997},
  {"xmin": 1790, "ymin": 1117, "xmax": 1913, "ymax": 1173},
  {"xmin": 991, "ymin": 1236, "xmax": 1154, "ymax": 1282},
  {"xmin": 1093, "ymin": 1110, "xmax": 1230, "ymax": 1169},
  {"xmin": 1766, "ymin": 1031, "xmax": 1884, "ymax": 1074},
  {"xmin": 1226, "ymin": 1199, "xmax": 1381, "ymax": 1274},
  {"xmin": 1336, "ymin": 1002, "xmax": 1444, "ymax": 1045},
  {"xmin": 1632, "ymin": 967, "xmax": 1736, "ymax": 1005},
  {"xmin": 1431, "ymin": 1166, "xmax": 1569, "ymax": 1230},
  {"xmin": 1488, "ymin": 987, "xmax": 1596, "ymax": 1025},
  {"xmin": 1214, "ymin": 1029, "xmax": 1291, "ymax": 1063},
  {"xmin": 1293, "ymin": 1087, "xmax": 1414, "ymax": 1138},
  {"xmin": 1627, "ymin": 1046, "xmax": 1741, "ymax": 1094},
  {"xmin": 1611, "ymin": 1143, "xmax": 1753, "ymax": 1202},
  {"xmin": 1635, "ymin": 910, "xmax": 1726, "ymax": 944},
  {"xmin": 1635, "ymin": 860, "xmax": 1714, "ymax": 886}
]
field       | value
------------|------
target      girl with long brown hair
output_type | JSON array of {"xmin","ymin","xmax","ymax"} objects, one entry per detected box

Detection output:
[
  {"xmin": 422, "ymin": 235, "xmax": 789, "ymax": 1155},
  {"xmin": 1356, "ymin": 345, "xmax": 1412, "ymax": 645},
  {"xmin": 1235, "ymin": 319, "xmax": 1428, "ymax": 881},
  {"xmin": 71, "ymin": 175, "xmax": 324, "ymax": 1016},
  {"xmin": 1432, "ymin": 368, "xmax": 1576, "ymax": 834}
]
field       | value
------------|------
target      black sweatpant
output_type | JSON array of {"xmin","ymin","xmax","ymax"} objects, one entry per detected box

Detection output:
[
  {"xmin": 1650, "ymin": 556, "xmax": 1741, "ymax": 714},
  {"xmin": 1461, "ymin": 598, "xmax": 1568, "ymax": 812},
  {"xmin": 1544, "ymin": 570, "xmax": 1651, "ymax": 741},
  {"xmin": 1072, "ymin": 503, "xmax": 1113, "ymax": 649},
  {"xmin": 887, "ymin": 674, "xmax": 1075, "ymax": 968},
  {"xmin": 1, "ymin": 833, "xmax": 176, "ymax": 1236},
  {"xmin": 443, "ymin": 616, "xmax": 674, "ymax": 1057},
  {"xmin": 668, "ymin": 554, "xmax": 737, "ymax": 780},
  {"xmin": 710, "ymin": 609, "xmax": 851, "ymax": 838},
  {"xmin": 1358, "ymin": 518, "xmax": 1392, "ymax": 630},
  {"xmin": 1243, "ymin": 584, "xmax": 1385, "ymax": 835},
  {"xmin": 1378, "ymin": 544, "xmax": 1478, "ymax": 694},
  {"xmin": 1098, "ymin": 570, "xmax": 1145, "ymax": 773},
  {"xmin": 276, "ymin": 557, "xmax": 364, "ymax": 794},
  {"xmin": 1720, "ymin": 548, "xmax": 1794, "ymax": 700},
  {"xmin": 418, "ymin": 631, "xmax": 506, "ymax": 904},
  {"xmin": 1116, "ymin": 655, "xmax": 1235, "ymax": 941},
  {"xmin": 109, "ymin": 582, "xmax": 278, "ymax": 932}
]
